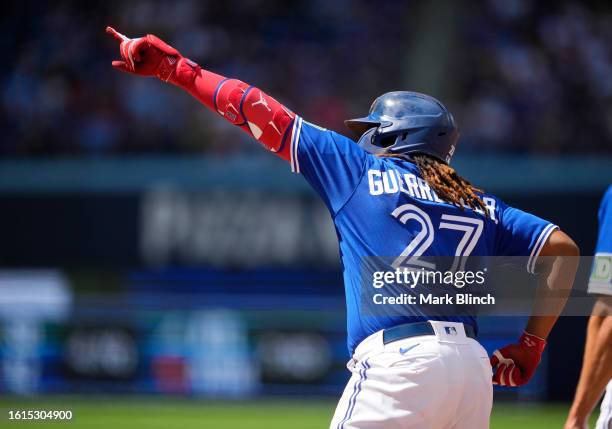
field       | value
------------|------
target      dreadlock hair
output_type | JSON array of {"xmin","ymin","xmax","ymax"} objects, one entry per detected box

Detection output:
[{"xmin": 381, "ymin": 153, "xmax": 488, "ymax": 215}]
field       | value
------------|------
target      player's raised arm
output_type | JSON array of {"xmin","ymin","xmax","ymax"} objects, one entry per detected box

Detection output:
[
  {"xmin": 106, "ymin": 26, "xmax": 296, "ymax": 161},
  {"xmin": 106, "ymin": 26, "xmax": 369, "ymax": 215}
]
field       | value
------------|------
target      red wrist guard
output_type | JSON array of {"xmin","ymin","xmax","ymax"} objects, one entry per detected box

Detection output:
[
  {"xmin": 490, "ymin": 331, "xmax": 546, "ymax": 387},
  {"xmin": 519, "ymin": 331, "xmax": 547, "ymax": 353}
]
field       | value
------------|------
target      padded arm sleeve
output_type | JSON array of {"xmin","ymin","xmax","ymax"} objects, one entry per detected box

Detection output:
[{"xmin": 171, "ymin": 57, "xmax": 295, "ymax": 161}]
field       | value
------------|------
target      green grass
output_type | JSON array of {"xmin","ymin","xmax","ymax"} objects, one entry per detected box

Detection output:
[{"xmin": 0, "ymin": 397, "xmax": 600, "ymax": 428}]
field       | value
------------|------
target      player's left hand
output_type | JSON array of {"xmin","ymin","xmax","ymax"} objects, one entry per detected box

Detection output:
[
  {"xmin": 106, "ymin": 26, "xmax": 182, "ymax": 81},
  {"xmin": 490, "ymin": 331, "xmax": 546, "ymax": 387}
]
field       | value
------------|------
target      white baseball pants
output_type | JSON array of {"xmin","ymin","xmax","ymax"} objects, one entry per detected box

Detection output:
[
  {"xmin": 330, "ymin": 321, "xmax": 493, "ymax": 429},
  {"xmin": 596, "ymin": 380, "xmax": 612, "ymax": 429}
]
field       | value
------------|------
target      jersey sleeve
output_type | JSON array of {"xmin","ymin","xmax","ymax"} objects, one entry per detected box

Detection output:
[
  {"xmin": 495, "ymin": 200, "xmax": 559, "ymax": 274},
  {"xmin": 290, "ymin": 116, "xmax": 368, "ymax": 215},
  {"xmin": 588, "ymin": 186, "xmax": 612, "ymax": 296}
]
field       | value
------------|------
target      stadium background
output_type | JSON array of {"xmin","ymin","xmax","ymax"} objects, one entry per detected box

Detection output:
[{"xmin": 1, "ymin": 0, "xmax": 611, "ymax": 427}]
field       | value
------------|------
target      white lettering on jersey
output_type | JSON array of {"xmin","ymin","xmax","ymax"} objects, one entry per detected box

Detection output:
[
  {"xmin": 395, "ymin": 171, "xmax": 409, "ymax": 195},
  {"xmin": 405, "ymin": 173, "xmax": 421, "ymax": 198},
  {"xmin": 368, "ymin": 170, "xmax": 384, "ymax": 196},
  {"xmin": 367, "ymin": 168, "xmax": 496, "ymax": 220},
  {"xmin": 382, "ymin": 171, "xmax": 399, "ymax": 193},
  {"xmin": 417, "ymin": 178, "xmax": 434, "ymax": 202},
  {"xmin": 483, "ymin": 197, "xmax": 497, "ymax": 222}
]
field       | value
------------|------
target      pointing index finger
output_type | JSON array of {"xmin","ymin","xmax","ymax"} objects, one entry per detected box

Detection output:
[{"xmin": 106, "ymin": 26, "xmax": 129, "ymax": 43}]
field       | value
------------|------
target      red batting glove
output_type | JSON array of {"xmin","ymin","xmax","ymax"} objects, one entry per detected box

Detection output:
[
  {"xmin": 106, "ymin": 26, "xmax": 184, "ymax": 82},
  {"xmin": 490, "ymin": 331, "xmax": 546, "ymax": 387}
]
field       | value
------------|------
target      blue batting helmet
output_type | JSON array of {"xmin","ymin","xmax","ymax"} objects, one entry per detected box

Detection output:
[{"xmin": 344, "ymin": 91, "xmax": 459, "ymax": 163}]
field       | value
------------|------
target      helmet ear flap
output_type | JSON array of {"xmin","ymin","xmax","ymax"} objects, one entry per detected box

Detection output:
[
  {"xmin": 357, "ymin": 128, "xmax": 406, "ymax": 153},
  {"xmin": 356, "ymin": 127, "xmax": 385, "ymax": 155}
]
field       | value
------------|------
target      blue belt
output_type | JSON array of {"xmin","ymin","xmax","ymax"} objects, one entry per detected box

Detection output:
[{"xmin": 382, "ymin": 321, "xmax": 476, "ymax": 345}]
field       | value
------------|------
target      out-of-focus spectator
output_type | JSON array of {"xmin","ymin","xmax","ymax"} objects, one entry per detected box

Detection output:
[
  {"xmin": 2, "ymin": 0, "xmax": 611, "ymax": 157},
  {"xmin": 453, "ymin": 0, "xmax": 612, "ymax": 154}
]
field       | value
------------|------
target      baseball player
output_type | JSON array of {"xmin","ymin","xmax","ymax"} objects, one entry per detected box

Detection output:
[
  {"xmin": 565, "ymin": 186, "xmax": 612, "ymax": 429},
  {"xmin": 106, "ymin": 27, "xmax": 580, "ymax": 428}
]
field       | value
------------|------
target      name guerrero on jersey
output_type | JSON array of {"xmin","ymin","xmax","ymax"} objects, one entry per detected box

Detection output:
[{"xmin": 289, "ymin": 117, "xmax": 558, "ymax": 354}]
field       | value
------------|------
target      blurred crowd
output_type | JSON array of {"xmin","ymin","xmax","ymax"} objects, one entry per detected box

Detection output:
[
  {"xmin": 2, "ymin": 0, "xmax": 611, "ymax": 156},
  {"xmin": 453, "ymin": 0, "xmax": 612, "ymax": 154}
]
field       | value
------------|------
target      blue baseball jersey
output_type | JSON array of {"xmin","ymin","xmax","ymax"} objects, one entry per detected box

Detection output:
[
  {"xmin": 289, "ymin": 117, "xmax": 558, "ymax": 354},
  {"xmin": 588, "ymin": 185, "xmax": 612, "ymax": 296}
]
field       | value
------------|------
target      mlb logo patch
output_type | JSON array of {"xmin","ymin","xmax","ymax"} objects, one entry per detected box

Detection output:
[{"xmin": 445, "ymin": 326, "xmax": 458, "ymax": 336}]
